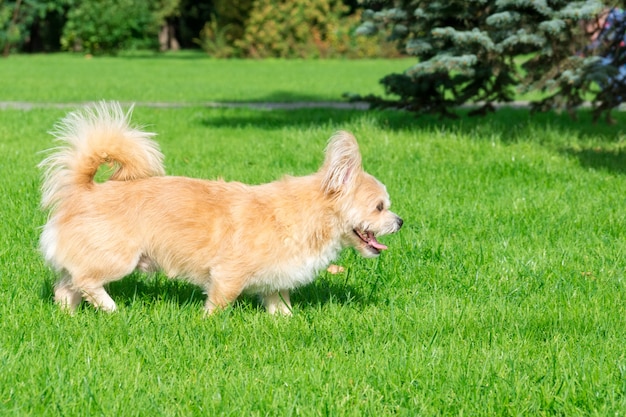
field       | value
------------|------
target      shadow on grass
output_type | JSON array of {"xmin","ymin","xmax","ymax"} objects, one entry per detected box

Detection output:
[
  {"xmin": 117, "ymin": 50, "xmax": 209, "ymax": 60},
  {"xmin": 293, "ymin": 273, "xmax": 375, "ymax": 311},
  {"xmin": 198, "ymin": 107, "xmax": 368, "ymax": 130},
  {"xmin": 561, "ymin": 146, "xmax": 626, "ymax": 175},
  {"xmin": 199, "ymin": 104, "xmax": 626, "ymax": 174},
  {"xmin": 106, "ymin": 274, "xmax": 206, "ymax": 308},
  {"xmin": 199, "ymin": 104, "xmax": 626, "ymax": 140},
  {"xmin": 42, "ymin": 271, "xmax": 372, "ymax": 312},
  {"xmin": 240, "ymin": 90, "xmax": 345, "ymax": 103}
]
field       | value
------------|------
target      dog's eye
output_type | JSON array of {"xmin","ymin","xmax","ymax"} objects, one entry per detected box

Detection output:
[{"xmin": 376, "ymin": 202, "xmax": 384, "ymax": 212}]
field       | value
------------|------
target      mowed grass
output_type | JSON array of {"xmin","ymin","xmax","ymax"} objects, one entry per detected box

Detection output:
[
  {"xmin": 0, "ymin": 52, "xmax": 414, "ymax": 103},
  {"xmin": 1, "ymin": 54, "xmax": 626, "ymax": 415}
]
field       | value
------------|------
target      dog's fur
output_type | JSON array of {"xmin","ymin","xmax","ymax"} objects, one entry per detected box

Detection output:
[{"xmin": 39, "ymin": 102, "xmax": 403, "ymax": 314}]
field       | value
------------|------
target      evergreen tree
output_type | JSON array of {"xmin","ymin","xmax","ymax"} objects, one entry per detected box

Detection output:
[
  {"xmin": 584, "ymin": 6, "xmax": 626, "ymax": 122},
  {"xmin": 357, "ymin": 0, "xmax": 624, "ymax": 121}
]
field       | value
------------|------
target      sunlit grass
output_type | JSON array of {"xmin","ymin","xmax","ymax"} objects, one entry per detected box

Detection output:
[
  {"xmin": 1, "ymin": 104, "xmax": 626, "ymax": 415},
  {"xmin": 0, "ymin": 52, "xmax": 414, "ymax": 103}
]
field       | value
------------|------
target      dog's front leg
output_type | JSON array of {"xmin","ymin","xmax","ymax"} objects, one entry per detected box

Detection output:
[
  {"xmin": 80, "ymin": 285, "xmax": 117, "ymax": 312},
  {"xmin": 263, "ymin": 290, "xmax": 292, "ymax": 315},
  {"xmin": 204, "ymin": 279, "xmax": 244, "ymax": 315}
]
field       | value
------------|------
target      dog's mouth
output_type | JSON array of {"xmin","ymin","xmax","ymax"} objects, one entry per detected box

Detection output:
[{"xmin": 353, "ymin": 229, "xmax": 388, "ymax": 255}]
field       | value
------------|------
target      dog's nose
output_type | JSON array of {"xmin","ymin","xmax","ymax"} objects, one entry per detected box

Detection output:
[{"xmin": 396, "ymin": 217, "xmax": 403, "ymax": 229}]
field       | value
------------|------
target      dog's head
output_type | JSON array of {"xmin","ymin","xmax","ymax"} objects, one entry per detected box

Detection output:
[{"xmin": 320, "ymin": 131, "xmax": 403, "ymax": 258}]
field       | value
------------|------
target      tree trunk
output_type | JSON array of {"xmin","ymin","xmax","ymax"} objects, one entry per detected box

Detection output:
[
  {"xmin": 159, "ymin": 22, "xmax": 180, "ymax": 52},
  {"xmin": 3, "ymin": 0, "xmax": 23, "ymax": 57}
]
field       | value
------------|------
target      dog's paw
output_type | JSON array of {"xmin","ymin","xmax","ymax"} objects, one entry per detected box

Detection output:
[{"xmin": 326, "ymin": 264, "xmax": 345, "ymax": 274}]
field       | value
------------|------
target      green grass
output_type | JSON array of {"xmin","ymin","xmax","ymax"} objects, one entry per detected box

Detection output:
[
  {"xmin": 0, "ymin": 52, "xmax": 413, "ymax": 103},
  {"xmin": 1, "ymin": 54, "xmax": 626, "ymax": 415}
]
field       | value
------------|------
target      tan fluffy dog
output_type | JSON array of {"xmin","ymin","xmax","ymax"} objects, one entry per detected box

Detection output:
[{"xmin": 39, "ymin": 102, "xmax": 403, "ymax": 314}]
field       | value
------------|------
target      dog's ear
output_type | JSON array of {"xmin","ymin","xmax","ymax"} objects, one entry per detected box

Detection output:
[{"xmin": 320, "ymin": 131, "xmax": 362, "ymax": 194}]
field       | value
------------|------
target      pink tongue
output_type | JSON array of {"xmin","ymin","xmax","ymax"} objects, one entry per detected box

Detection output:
[{"xmin": 368, "ymin": 236, "xmax": 387, "ymax": 250}]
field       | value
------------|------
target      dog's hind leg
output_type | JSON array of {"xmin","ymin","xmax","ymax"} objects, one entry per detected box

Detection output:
[
  {"xmin": 70, "ymin": 251, "xmax": 141, "ymax": 312},
  {"xmin": 72, "ymin": 271, "xmax": 125, "ymax": 312},
  {"xmin": 54, "ymin": 272, "xmax": 83, "ymax": 312}
]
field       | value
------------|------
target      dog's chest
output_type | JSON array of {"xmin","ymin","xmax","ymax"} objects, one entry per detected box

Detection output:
[{"xmin": 244, "ymin": 241, "xmax": 342, "ymax": 294}]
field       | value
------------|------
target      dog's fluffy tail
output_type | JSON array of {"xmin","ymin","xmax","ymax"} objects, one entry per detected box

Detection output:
[{"xmin": 39, "ymin": 101, "xmax": 165, "ymax": 210}]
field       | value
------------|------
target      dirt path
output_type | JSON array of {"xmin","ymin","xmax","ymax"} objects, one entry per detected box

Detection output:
[{"xmin": 0, "ymin": 101, "xmax": 371, "ymax": 110}]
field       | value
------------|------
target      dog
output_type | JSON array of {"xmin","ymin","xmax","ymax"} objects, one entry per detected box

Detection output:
[{"xmin": 39, "ymin": 101, "xmax": 403, "ymax": 315}]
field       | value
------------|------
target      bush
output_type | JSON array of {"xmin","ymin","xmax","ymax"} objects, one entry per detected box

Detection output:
[
  {"xmin": 0, "ymin": 0, "xmax": 65, "ymax": 55},
  {"xmin": 227, "ymin": 0, "xmax": 398, "ymax": 59},
  {"xmin": 234, "ymin": 0, "xmax": 347, "ymax": 58},
  {"xmin": 0, "ymin": 3, "xmax": 18, "ymax": 55},
  {"xmin": 195, "ymin": 18, "xmax": 240, "ymax": 58},
  {"xmin": 356, "ymin": 0, "xmax": 621, "ymax": 120},
  {"xmin": 61, "ymin": 0, "xmax": 161, "ymax": 54},
  {"xmin": 194, "ymin": 0, "xmax": 253, "ymax": 58}
]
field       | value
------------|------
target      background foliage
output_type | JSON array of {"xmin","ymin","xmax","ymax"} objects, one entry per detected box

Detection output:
[
  {"xmin": 232, "ymin": 0, "xmax": 392, "ymax": 58},
  {"xmin": 0, "ymin": 0, "xmax": 393, "ymax": 57},
  {"xmin": 0, "ymin": 0, "xmax": 70, "ymax": 54},
  {"xmin": 60, "ymin": 0, "xmax": 170, "ymax": 53},
  {"xmin": 356, "ymin": 0, "xmax": 626, "ymax": 121},
  {"xmin": 2, "ymin": 0, "xmax": 626, "ymax": 119}
]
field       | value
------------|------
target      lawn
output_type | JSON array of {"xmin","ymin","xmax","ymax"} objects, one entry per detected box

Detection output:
[
  {"xmin": 1, "ymin": 54, "xmax": 626, "ymax": 415},
  {"xmin": 0, "ymin": 51, "xmax": 414, "ymax": 104}
]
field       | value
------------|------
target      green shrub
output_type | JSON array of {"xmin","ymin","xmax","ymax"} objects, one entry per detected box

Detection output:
[
  {"xmin": 356, "ymin": 0, "xmax": 619, "ymax": 120},
  {"xmin": 228, "ymin": 0, "xmax": 397, "ymax": 59},
  {"xmin": 61, "ymin": 0, "xmax": 161, "ymax": 54},
  {"xmin": 194, "ymin": 0, "xmax": 253, "ymax": 58},
  {"xmin": 233, "ymin": 0, "xmax": 345, "ymax": 58},
  {"xmin": 195, "ymin": 18, "xmax": 240, "ymax": 58},
  {"xmin": 0, "ymin": 0, "xmax": 66, "ymax": 55}
]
